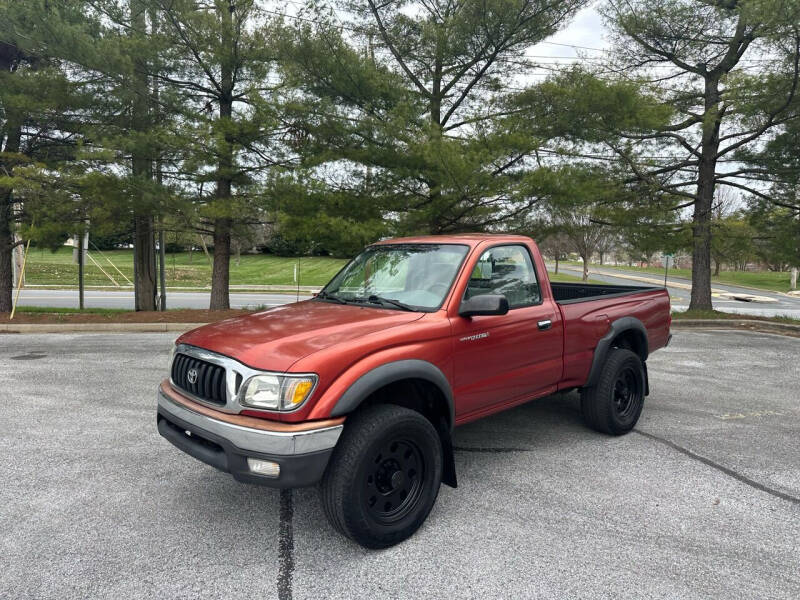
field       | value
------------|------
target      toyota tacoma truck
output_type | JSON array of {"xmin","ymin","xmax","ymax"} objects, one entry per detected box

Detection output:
[{"xmin": 157, "ymin": 234, "xmax": 671, "ymax": 548}]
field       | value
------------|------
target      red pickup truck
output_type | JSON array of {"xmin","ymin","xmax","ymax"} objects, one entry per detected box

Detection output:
[{"xmin": 157, "ymin": 234, "xmax": 671, "ymax": 548}]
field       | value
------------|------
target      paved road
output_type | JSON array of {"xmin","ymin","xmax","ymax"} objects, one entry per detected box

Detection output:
[
  {"xmin": 17, "ymin": 269, "xmax": 800, "ymax": 318},
  {"xmin": 15, "ymin": 288, "xmax": 309, "ymax": 310},
  {"xmin": 2, "ymin": 331, "xmax": 799, "ymax": 599},
  {"xmin": 556, "ymin": 264, "xmax": 800, "ymax": 318}
]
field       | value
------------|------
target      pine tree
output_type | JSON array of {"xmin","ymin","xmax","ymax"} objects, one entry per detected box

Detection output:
[
  {"xmin": 154, "ymin": 0, "xmax": 288, "ymax": 309},
  {"xmin": 0, "ymin": 0, "xmax": 93, "ymax": 313},
  {"xmin": 599, "ymin": 0, "xmax": 800, "ymax": 310},
  {"xmin": 283, "ymin": 0, "xmax": 589, "ymax": 235}
]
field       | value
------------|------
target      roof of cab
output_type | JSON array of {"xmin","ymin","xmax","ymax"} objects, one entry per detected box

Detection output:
[{"xmin": 371, "ymin": 233, "xmax": 534, "ymax": 247}]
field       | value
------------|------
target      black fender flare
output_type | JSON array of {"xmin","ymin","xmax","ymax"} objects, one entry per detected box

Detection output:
[
  {"xmin": 330, "ymin": 359, "xmax": 458, "ymax": 488},
  {"xmin": 330, "ymin": 359, "xmax": 455, "ymax": 430},
  {"xmin": 584, "ymin": 316, "xmax": 649, "ymax": 391}
]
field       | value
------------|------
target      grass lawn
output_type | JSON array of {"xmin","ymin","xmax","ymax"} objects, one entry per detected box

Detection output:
[
  {"xmin": 547, "ymin": 271, "xmax": 603, "ymax": 284},
  {"xmin": 584, "ymin": 263, "xmax": 794, "ymax": 293},
  {"xmin": 23, "ymin": 247, "xmax": 600, "ymax": 289},
  {"xmin": 24, "ymin": 247, "xmax": 347, "ymax": 288}
]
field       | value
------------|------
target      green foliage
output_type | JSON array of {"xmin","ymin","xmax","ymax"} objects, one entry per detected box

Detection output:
[
  {"xmin": 282, "ymin": 0, "xmax": 590, "ymax": 235},
  {"xmin": 748, "ymin": 201, "xmax": 799, "ymax": 269},
  {"xmin": 509, "ymin": 68, "xmax": 672, "ymax": 143},
  {"xmin": 711, "ymin": 213, "xmax": 757, "ymax": 271}
]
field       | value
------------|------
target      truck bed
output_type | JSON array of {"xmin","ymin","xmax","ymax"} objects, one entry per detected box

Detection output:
[{"xmin": 551, "ymin": 282, "xmax": 661, "ymax": 304}]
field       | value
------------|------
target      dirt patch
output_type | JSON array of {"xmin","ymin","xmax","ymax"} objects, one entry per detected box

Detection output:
[{"xmin": 0, "ymin": 309, "xmax": 253, "ymax": 325}]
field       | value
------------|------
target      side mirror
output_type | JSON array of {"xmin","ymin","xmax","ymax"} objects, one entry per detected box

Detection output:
[{"xmin": 459, "ymin": 294, "xmax": 509, "ymax": 318}]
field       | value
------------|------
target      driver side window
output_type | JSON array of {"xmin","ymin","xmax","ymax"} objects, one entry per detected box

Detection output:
[{"xmin": 465, "ymin": 245, "xmax": 541, "ymax": 309}]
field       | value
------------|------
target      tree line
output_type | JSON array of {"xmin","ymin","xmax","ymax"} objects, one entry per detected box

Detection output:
[{"xmin": 2, "ymin": 0, "xmax": 799, "ymax": 312}]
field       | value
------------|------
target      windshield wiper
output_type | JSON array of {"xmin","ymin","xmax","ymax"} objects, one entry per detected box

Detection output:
[
  {"xmin": 316, "ymin": 290, "xmax": 347, "ymax": 304},
  {"xmin": 364, "ymin": 295, "xmax": 416, "ymax": 312}
]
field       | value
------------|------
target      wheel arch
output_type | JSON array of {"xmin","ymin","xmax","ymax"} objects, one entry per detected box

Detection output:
[
  {"xmin": 330, "ymin": 360, "xmax": 457, "ymax": 488},
  {"xmin": 584, "ymin": 316, "xmax": 649, "ymax": 390}
]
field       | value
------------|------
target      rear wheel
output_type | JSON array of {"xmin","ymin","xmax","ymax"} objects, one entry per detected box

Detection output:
[
  {"xmin": 320, "ymin": 404, "xmax": 443, "ymax": 549},
  {"xmin": 581, "ymin": 348, "xmax": 645, "ymax": 435}
]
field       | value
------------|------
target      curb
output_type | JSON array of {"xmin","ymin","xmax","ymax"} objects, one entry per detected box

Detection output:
[
  {"xmin": 0, "ymin": 322, "xmax": 207, "ymax": 334},
  {"xmin": 671, "ymin": 319, "xmax": 800, "ymax": 337}
]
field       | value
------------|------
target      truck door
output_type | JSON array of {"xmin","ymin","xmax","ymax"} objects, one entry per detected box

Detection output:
[{"xmin": 450, "ymin": 244, "xmax": 563, "ymax": 419}]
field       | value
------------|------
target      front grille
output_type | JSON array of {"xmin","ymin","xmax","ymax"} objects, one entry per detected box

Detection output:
[{"xmin": 171, "ymin": 353, "xmax": 227, "ymax": 406}]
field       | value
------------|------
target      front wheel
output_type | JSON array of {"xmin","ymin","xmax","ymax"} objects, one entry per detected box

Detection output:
[
  {"xmin": 320, "ymin": 404, "xmax": 443, "ymax": 549},
  {"xmin": 580, "ymin": 348, "xmax": 645, "ymax": 435}
]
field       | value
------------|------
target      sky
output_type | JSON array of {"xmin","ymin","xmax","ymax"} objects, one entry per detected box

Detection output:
[
  {"xmin": 541, "ymin": 5, "xmax": 609, "ymax": 53},
  {"xmin": 524, "ymin": 5, "xmax": 610, "ymax": 83}
]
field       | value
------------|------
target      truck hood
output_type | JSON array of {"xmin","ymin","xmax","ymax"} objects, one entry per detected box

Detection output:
[{"xmin": 176, "ymin": 300, "xmax": 425, "ymax": 371}]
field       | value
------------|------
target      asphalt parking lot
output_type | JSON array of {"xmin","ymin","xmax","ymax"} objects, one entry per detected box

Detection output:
[{"xmin": 2, "ymin": 330, "xmax": 799, "ymax": 599}]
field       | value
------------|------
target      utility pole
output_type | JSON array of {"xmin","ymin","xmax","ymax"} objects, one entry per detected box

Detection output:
[
  {"xmin": 792, "ymin": 209, "xmax": 798, "ymax": 291},
  {"xmin": 132, "ymin": 224, "xmax": 138, "ymax": 310},
  {"xmin": 159, "ymin": 223, "xmax": 166, "ymax": 310},
  {"xmin": 76, "ymin": 232, "xmax": 85, "ymax": 310},
  {"xmin": 153, "ymin": 229, "xmax": 159, "ymax": 310},
  {"xmin": 11, "ymin": 235, "xmax": 20, "ymax": 288}
]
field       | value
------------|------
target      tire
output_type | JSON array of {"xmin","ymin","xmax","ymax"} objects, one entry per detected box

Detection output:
[
  {"xmin": 580, "ymin": 348, "xmax": 645, "ymax": 435},
  {"xmin": 320, "ymin": 404, "xmax": 443, "ymax": 549}
]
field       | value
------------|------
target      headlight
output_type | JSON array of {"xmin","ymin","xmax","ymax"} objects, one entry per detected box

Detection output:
[
  {"xmin": 168, "ymin": 344, "xmax": 177, "ymax": 368},
  {"xmin": 239, "ymin": 374, "xmax": 317, "ymax": 411}
]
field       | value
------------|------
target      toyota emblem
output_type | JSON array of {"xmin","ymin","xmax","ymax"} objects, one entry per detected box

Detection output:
[{"xmin": 187, "ymin": 368, "xmax": 198, "ymax": 384}]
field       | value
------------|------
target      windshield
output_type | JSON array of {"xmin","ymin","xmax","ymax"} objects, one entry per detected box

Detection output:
[{"xmin": 319, "ymin": 244, "xmax": 469, "ymax": 311}]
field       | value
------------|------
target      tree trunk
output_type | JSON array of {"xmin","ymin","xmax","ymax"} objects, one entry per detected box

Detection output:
[
  {"xmin": 689, "ymin": 186, "xmax": 714, "ymax": 310},
  {"xmin": 210, "ymin": 217, "xmax": 231, "ymax": 309},
  {"xmin": 554, "ymin": 257, "xmax": 559, "ymax": 274},
  {"xmin": 689, "ymin": 77, "xmax": 722, "ymax": 311},
  {"xmin": 713, "ymin": 257, "xmax": 720, "ymax": 277},
  {"xmin": 791, "ymin": 267, "xmax": 798, "ymax": 290},
  {"xmin": 0, "ymin": 121, "xmax": 22, "ymax": 314},
  {"xmin": 131, "ymin": 0, "xmax": 156, "ymax": 311},
  {"xmin": 0, "ymin": 190, "xmax": 13, "ymax": 313},
  {"xmin": 581, "ymin": 255, "xmax": 589, "ymax": 281},
  {"xmin": 208, "ymin": 1, "xmax": 236, "ymax": 310},
  {"xmin": 133, "ymin": 214, "xmax": 156, "ymax": 310}
]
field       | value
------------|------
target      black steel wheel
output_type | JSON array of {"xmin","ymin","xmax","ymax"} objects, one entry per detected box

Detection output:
[
  {"xmin": 364, "ymin": 437, "xmax": 426, "ymax": 524},
  {"xmin": 320, "ymin": 404, "xmax": 443, "ymax": 549},
  {"xmin": 612, "ymin": 366, "xmax": 642, "ymax": 420},
  {"xmin": 580, "ymin": 348, "xmax": 645, "ymax": 435}
]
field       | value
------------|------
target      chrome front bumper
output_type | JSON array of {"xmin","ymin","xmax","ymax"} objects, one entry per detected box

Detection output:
[{"xmin": 157, "ymin": 387, "xmax": 343, "ymax": 456}]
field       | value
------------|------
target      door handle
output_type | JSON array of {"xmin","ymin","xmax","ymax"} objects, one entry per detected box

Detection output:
[{"xmin": 537, "ymin": 319, "xmax": 552, "ymax": 331}]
